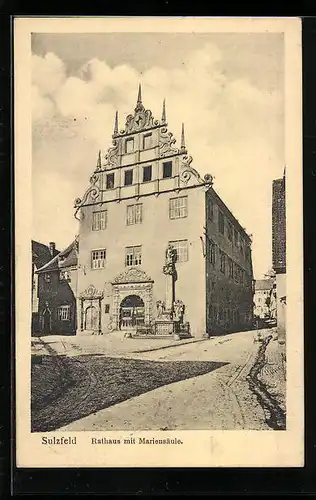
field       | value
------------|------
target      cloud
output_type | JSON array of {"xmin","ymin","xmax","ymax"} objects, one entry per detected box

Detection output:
[{"xmin": 32, "ymin": 44, "xmax": 284, "ymax": 277}]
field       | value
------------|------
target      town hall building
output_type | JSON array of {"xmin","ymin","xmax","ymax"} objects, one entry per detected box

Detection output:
[{"xmin": 74, "ymin": 86, "xmax": 254, "ymax": 338}]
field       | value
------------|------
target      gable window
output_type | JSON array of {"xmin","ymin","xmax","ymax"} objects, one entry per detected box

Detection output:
[
  {"xmin": 58, "ymin": 305, "xmax": 70, "ymax": 321},
  {"xmin": 162, "ymin": 161, "xmax": 173, "ymax": 178},
  {"xmin": 125, "ymin": 246, "xmax": 142, "ymax": 266},
  {"xmin": 92, "ymin": 210, "xmax": 107, "ymax": 231},
  {"xmin": 127, "ymin": 203, "xmax": 142, "ymax": 225},
  {"xmin": 91, "ymin": 249, "xmax": 106, "ymax": 269},
  {"xmin": 208, "ymin": 239, "xmax": 216, "ymax": 265},
  {"xmin": 169, "ymin": 196, "xmax": 188, "ymax": 219},
  {"xmin": 106, "ymin": 173, "xmax": 115, "ymax": 189},
  {"xmin": 143, "ymin": 165, "xmax": 152, "ymax": 182},
  {"xmin": 218, "ymin": 211, "xmax": 225, "ymax": 235},
  {"xmin": 227, "ymin": 222, "xmax": 233, "ymax": 242},
  {"xmin": 125, "ymin": 138, "xmax": 134, "ymax": 154},
  {"xmin": 60, "ymin": 270, "xmax": 71, "ymax": 282},
  {"xmin": 143, "ymin": 133, "xmax": 152, "ymax": 149},
  {"xmin": 124, "ymin": 169, "xmax": 133, "ymax": 186},
  {"xmin": 169, "ymin": 240, "xmax": 188, "ymax": 263},
  {"xmin": 220, "ymin": 250, "xmax": 226, "ymax": 274}
]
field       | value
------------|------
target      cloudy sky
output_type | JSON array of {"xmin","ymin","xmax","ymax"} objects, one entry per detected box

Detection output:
[{"xmin": 32, "ymin": 32, "xmax": 284, "ymax": 279}]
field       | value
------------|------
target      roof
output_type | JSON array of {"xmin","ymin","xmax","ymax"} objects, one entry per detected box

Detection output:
[
  {"xmin": 254, "ymin": 279, "xmax": 274, "ymax": 291},
  {"xmin": 36, "ymin": 239, "xmax": 78, "ymax": 274},
  {"xmin": 32, "ymin": 241, "xmax": 54, "ymax": 270}
]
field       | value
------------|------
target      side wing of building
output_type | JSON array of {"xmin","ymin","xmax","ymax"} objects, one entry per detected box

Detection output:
[{"xmin": 205, "ymin": 188, "xmax": 254, "ymax": 334}]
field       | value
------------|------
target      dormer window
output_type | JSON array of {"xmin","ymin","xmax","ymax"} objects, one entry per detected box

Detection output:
[
  {"xmin": 125, "ymin": 138, "xmax": 134, "ymax": 154},
  {"xmin": 163, "ymin": 161, "xmax": 173, "ymax": 179},
  {"xmin": 143, "ymin": 133, "xmax": 152, "ymax": 149}
]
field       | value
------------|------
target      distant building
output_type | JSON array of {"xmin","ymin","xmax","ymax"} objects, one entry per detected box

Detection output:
[
  {"xmin": 253, "ymin": 279, "xmax": 274, "ymax": 319},
  {"xmin": 31, "ymin": 241, "xmax": 58, "ymax": 334},
  {"xmin": 73, "ymin": 86, "xmax": 254, "ymax": 338},
  {"xmin": 35, "ymin": 239, "xmax": 78, "ymax": 335},
  {"xmin": 272, "ymin": 170, "xmax": 286, "ymax": 343}
]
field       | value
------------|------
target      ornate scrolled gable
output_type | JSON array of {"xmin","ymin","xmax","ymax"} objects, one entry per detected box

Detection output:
[
  {"xmin": 112, "ymin": 267, "xmax": 153, "ymax": 284},
  {"xmin": 79, "ymin": 284, "xmax": 104, "ymax": 300}
]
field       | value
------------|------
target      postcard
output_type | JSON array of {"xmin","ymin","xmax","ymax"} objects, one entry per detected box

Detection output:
[{"xmin": 14, "ymin": 16, "xmax": 303, "ymax": 468}]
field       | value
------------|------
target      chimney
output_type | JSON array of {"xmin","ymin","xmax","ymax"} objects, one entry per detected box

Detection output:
[{"xmin": 49, "ymin": 242, "xmax": 56, "ymax": 256}]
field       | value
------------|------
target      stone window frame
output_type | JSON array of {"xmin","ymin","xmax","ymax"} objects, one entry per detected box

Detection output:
[
  {"xmin": 220, "ymin": 250, "xmax": 226, "ymax": 274},
  {"xmin": 58, "ymin": 304, "xmax": 71, "ymax": 321},
  {"xmin": 142, "ymin": 165, "xmax": 152, "ymax": 183},
  {"xmin": 105, "ymin": 172, "xmax": 115, "ymax": 190},
  {"xmin": 91, "ymin": 248, "xmax": 107, "ymax": 270},
  {"xmin": 125, "ymin": 245, "xmax": 142, "ymax": 266},
  {"xmin": 169, "ymin": 196, "xmax": 188, "ymax": 220},
  {"xmin": 168, "ymin": 239, "xmax": 189, "ymax": 263},
  {"xmin": 92, "ymin": 210, "xmax": 108, "ymax": 231},
  {"xmin": 142, "ymin": 133, "xmax": 153, "ymax": 150},
  {"xmin": 126, "ymin": 203, "xmax": 143, "ymax": 225},
  {"xmin": 124, "ymin": 169, "xmax": 133, "ymax": 186},
  {"xmin": 125, "ymin": 137, "xmax": 134, "ymax": 154},
  {"xmin": 162, "ymin": 161, "xmax": 173, "ymax": 179}
]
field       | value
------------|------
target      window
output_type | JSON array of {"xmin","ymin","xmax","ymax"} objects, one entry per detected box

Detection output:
[
  {"xmin": 125, "ymin": 246, "xmax": 142, "ymax": 266},
  {"xmin": 163, "ymin": 161, "xmax": 172, "ymax": 178},
  {"xmin": 234, "ymin": 229, "xmax": 239, "ymax": 247},
  {"xmin": 91, "ymin": 249, "xmax": 106, "ymax": 269},
  {"xmin": 169, "ymin": 196, "xmax": 188, "ymax": 219},
  {"xmin": 208, "ymin": 198, "xmax": 214, "ymax": 221},
  {"xmin": 143, "ymin": 133, "xmax": 152, "ymax": 149},
  {"xmin": 234, "ymin": 263, "xmax": 240, "ymax": 282},
  {"xmin": 228, "ymin": 257, "xmax": 233, "ymax": 278},
  {"xmin": 106, "ymin": 173, "xmax": 115, "ymax": 189},
  {"xmin": 127, "ymin": 204, "xmax": 142, "ymax": 225},
  {"xmin": 92, "ymin": 210, "xmax": 107, "ymax": 231},
  {"xmin": 143, "ymin": 165, "xmax": 152, "ymax": 182},
  {"xmin": 44, "ymin": 273, "xmax": 51, "ymax": 283},
  {"xmin": 125, "ymin": 138, "xmax": 134, "ymax": 154},
  {"xmin": 124, "ymin": 169, "xmax": 133, "ymax": 186},
  {"xmin": 208, "ymin": 239, "xmax": 216, "ymax": 265},
  {"xmin": 104, "ymin": 304, "xmax": 110, "ymax": 314},
  {"xmin": 58, "ymin": 305, "xmax": 70, "ymax": 321},
  {"xmin": 169, "ymin": 240, "xmax": 188, "ymax": 263},
  {"xmin": 220, "ymin": 250, "xmax": 226, "ymax": 273},
  {"xmin": 218, "ymin": 211, "xmax": 225, "ymax": 235},
  {"xmin": 227, "ymin": 222, "xmax": 233, "ymax": 242}
]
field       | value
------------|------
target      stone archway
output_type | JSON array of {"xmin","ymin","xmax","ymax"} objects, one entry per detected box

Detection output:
[{"xmin": 111, "ymin": 267, "xmax": 154, "ymax": 330}]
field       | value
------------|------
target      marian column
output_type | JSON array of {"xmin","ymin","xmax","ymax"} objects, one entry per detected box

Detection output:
[{"xmin": 162, "ymin": 244, "xmax": 177, "ymax": 317}]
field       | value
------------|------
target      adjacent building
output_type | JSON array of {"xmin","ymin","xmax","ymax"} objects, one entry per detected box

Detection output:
[
  {"xmin": 73, "ymin": 86, "xmax": 254, "ymax": 338},
  {"xmin": 253, "ymin": 279, "xmax": 274, "ymax": 319},
  {"xmin": 34, "ymin": 239, "xmax": 78, "ymax": 335},
  {"xmin": 272, "ymin": 170, "xmax": 286, "ymax": 343},
  {"xmin": 31, "ymin": 241, "xmax": 58, "ymax": 334}
]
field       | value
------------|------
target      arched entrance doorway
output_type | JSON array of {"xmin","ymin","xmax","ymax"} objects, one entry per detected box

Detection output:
[
  {"xmin": 85, "ymin": 305, "xmax": 98, "ymax": 331},
  {"xmin": 119, "ymin": 295, "xmax": 145, "ymax": 330}
]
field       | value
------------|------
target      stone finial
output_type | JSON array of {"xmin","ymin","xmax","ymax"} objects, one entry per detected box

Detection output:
[
  {"xmin": 113, "ymin": 111, "xmax": 119, "ymax": 135},
  {"xmin": 162, "ymin": 98, "xmax": 166, "ymax": 122},
  {"xmin": 181, "ymin": 123, "xmax": 186, "ymax": 151}
]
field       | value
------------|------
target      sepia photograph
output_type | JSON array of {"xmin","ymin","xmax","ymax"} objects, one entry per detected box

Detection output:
[{"xmin": 15, "ymin": 17, "xmax": 303, "ymax": 468}]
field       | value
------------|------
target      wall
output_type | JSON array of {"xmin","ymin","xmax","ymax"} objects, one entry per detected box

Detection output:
[
  {"xmin": 205, "ymin": 189, "xmax": 254, "ymax": 334},
  {"xmin": 276, "ymin": 272, "xmax": 286, "ymax": 344},
  {"xmin": 77, "ymin": 185, "xmax": 206, "ymax": 337}
]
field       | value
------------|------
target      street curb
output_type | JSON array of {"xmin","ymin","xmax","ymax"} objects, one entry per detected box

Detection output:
[{"xmin": 131, "ymin": 337, "xmax": 210, "ymax": 354}]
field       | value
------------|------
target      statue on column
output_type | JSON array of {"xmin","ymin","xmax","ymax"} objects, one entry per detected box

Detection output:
[{"xmin": 163, "ymin": 244, "xmax": 177, "ymax": 275}]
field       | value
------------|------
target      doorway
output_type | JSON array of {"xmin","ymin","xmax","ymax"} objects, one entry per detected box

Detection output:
[
  {"xmin": 85, "ymin": 305, "xmax": 98, "ymax": 331},
  {"xmin": 119, "ymin": 295, "xmax": 145, "ymax": 330}
]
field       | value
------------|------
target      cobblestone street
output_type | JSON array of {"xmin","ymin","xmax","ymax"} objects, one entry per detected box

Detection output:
[{"xmin": 31, "ymin": 328, "xmax": 286, "ymax": 432}]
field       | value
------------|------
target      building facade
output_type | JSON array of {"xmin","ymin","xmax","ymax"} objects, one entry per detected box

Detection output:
[
  {"xmin": 272, "ymin": 171, "xmax": 286, "ymax": 343},
  {"xmin": 31, "ymin": 241, "xmax": 58, "ymax": 334},
  {"xmin": 253, "ymin": 279, "xmax": 274, "ymax": 319},
  {"xmin": 74, "ymin": 87, "xmax": 254, "ymax": 338},
  {"xmin": 35, "ymin": 239, "xmax": 78, "ymax": 335}
]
